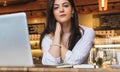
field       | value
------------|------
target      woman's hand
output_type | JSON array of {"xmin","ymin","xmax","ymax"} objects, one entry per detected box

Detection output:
[
  {"xmin": 48, "ymin": 22, "xmax": 61, "ymax": 58},
  {"xmin": 55, "ymin": 22, "xmax": 61, "ymax": 34}
]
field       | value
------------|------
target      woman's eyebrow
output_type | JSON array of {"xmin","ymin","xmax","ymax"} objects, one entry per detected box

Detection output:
[
  {"xmin": 54, "ymin": 1, "xmax": 70, "ymax": 6},
  {"xmin": 62, "ymin": 2, "xmax": 70, "ymax": 5},
  {"xmin": 54, "ymin": 4, "xmax": 59, "ymax": 6}
]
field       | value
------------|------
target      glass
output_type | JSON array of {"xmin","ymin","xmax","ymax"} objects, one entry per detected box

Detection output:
[{"xmin": 117, "ymin": 52, "xmax": 120, "ymax": 64}]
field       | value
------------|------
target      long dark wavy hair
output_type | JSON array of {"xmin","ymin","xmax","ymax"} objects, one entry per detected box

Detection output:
[{"xmin": 40, "ymin": 0, "xmax": 83, "ymax": 50}]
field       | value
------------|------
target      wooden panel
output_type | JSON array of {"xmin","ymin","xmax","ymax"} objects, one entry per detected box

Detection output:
[
  {"xmin": 0, "ymin": 67, "xmax": 120, "ymax": 72},
  {"xmin": 0, "ymin": 0, "xmax": 119, "ymax": 15},
  {"xmin": 74, "ymin": 0, "xmax": 120, "ymax": 6}
]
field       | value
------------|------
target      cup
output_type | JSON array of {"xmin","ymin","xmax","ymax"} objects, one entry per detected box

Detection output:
[{"xmin": 117, "ymin": 52, "xmax": 120, "ymax": 64}]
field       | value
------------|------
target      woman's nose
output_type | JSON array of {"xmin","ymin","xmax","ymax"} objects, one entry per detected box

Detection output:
[{"xmin": 59, "ymin": 6, "xmax": 64, "ymax": 13}]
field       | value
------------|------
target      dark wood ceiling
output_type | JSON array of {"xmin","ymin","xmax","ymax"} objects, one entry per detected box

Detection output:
[
  {"xmin": 0, "ymin": 0, "xmax": 120, "ymax": 16},
  {"xmin": 0, "ymin": 0, "xmax": 34, "ymax": 6}
]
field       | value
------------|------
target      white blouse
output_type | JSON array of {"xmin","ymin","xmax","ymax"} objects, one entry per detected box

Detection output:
[{"xmin": 41, "ymin": 25, "xmax": 95, "ymax": 65}]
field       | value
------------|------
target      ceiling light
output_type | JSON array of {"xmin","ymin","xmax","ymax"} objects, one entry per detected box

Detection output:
[
  {"xmin": 3, "ymin": 0, "xmax": 7, "ymax": 6},
  {"xmin": 98, "ymin": 0, "xmax": 108, "ymax": 11}
]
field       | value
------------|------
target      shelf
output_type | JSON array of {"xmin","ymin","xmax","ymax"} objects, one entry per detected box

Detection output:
[
  {"xmin": 32, "ymin": 49, "xmax": 42, "ymax": 57},
  {"xmin": 30, "ymin": 40, "xmax": 39, "ymax": 43},
  {"xmin": 95, "ymin": 44, "xmax": 120, "ymax": 48}
]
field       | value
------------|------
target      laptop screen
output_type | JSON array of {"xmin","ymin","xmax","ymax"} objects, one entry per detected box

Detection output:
[{"xmin": 0, "ymin": 12, "xmax": 34, "ymax": 66}]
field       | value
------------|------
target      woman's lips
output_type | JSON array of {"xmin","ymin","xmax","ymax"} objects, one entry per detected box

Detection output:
[{"xmin": 60, "ymin": 14, "xmax": 66, "ymax": 17}]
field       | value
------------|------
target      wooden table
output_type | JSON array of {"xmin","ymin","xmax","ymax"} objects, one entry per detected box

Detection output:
[{"xmin": 0, "ymin": 64, "xmax": 120, "ymax": 72}]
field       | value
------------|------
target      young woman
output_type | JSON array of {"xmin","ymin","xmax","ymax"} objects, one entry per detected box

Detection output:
[{"xmin": 40, "ymin": 0, "xmax": 95, "ymax": 65}]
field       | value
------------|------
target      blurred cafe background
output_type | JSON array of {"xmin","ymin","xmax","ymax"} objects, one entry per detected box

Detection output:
[{"xmin": 0, "ymin": 0, "xmax": 120, "ymax": 65}]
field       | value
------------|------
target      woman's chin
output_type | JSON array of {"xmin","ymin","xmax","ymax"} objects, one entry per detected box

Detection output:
[{"xmin": 57, "ymin": 19, "xmax": 70, "ymax": 24}]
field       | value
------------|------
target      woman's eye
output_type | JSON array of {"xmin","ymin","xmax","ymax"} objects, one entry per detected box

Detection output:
[
  {"xmin": 64, "ymin": 4, "xmax": 69, "ymax": 7},
  {"xmin": 53, "ymin": 6, "xmax": 59, "ymax": 10}
]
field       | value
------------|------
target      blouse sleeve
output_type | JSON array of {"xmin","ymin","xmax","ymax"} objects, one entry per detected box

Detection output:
[
  {"xmin": 64, "ymin": 27, "xmax": 95, "ymax": 64},
  {"xmin": 41, "ymin": 35, "xmax": 61, "ymax": 65}
]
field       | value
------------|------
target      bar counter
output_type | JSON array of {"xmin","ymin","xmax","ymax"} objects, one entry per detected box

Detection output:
[{"xmin": 0, "ymin": 64, "xmax": 120, "ymax": 72}]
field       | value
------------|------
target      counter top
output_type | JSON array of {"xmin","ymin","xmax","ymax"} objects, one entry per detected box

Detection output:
[{"xmin": 0, "ymin": 64, "xmax": 120, "ymax": 72}]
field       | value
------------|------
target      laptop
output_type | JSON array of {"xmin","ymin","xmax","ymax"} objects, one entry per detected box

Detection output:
[{"xmin": 0, "ymin": 12, "xmax": 34, "ymax": 66}]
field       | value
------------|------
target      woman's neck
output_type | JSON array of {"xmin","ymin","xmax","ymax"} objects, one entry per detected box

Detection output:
[{"xmin": 61, "ymin": 21, "xmax": 71, "ymax": 34}]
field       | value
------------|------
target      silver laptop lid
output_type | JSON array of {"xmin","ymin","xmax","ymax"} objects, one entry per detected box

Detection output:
[{"xmin": 0, "ymin": 12, "xmax": 34, "ymax": 66}]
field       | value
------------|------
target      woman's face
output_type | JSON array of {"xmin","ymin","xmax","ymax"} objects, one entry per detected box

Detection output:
[{"xmin": 53, "ymin": 0, "xmax": 74, "ymax": 24}]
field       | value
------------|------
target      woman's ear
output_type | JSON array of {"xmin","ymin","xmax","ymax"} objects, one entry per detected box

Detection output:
[
  {"xmin": 72, "ymin": 9, "xmax": 74, "ymax": 14},
  {"xmin": 71, "ymin": 9, "xmax": 74, "ymax": 18}
]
